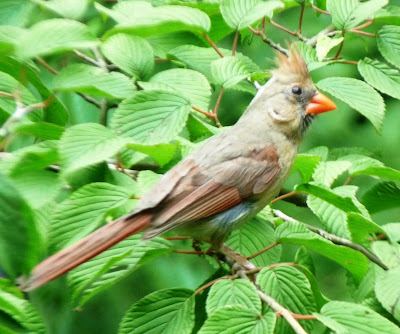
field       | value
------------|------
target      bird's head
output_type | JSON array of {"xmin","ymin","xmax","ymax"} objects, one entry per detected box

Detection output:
[{"xmin": 247, "ymin": 46, "xmax": 336, "ymax": 140}]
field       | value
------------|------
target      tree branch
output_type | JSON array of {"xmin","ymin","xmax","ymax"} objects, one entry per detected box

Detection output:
[
  {"xmin": 299, "ymin": 5, "xmax": 305, "ymax": 34},
  {"xmin": 248, "ymin": 26, "xmax": 288, "ymax": 56},
  {"xmin": 201, "ymin": 33, "xmax": 225, "ymax": 58},
  {"xmin": 213, "ymin": 87, "xmax": 224, "ymax": 127},
  {"xmin": 272, "ymin": 209, "xmax": 389, "ymax": 271}
]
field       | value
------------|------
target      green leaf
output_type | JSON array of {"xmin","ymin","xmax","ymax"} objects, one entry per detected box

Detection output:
[
  {"xmin": 362, "ymin": 182, "xmax": 400, "ymax": 213},
  {"xmin": 296, "ymin": 183, "xmax": 360, "ymax": 213},
  {"xmin": 315, "ymin": 35, "xmax": 343, "ymax": 61},
  {"xmin": 51, "ymin": 64, "xmax": 136, "ymax": 99},
  {"xmin": 351, "ymin": 166, "xmax": 400, "ymax": 181},
  {"xmin": 220, "ymin": 0, "xmax": 284, "ymax": 30},
  {"xmin": 168, "ymin": 45, "xmax": 232, "ymax": 81},
  {"xmin": 374, "ymin": 5, "xmax": 400, "ymax": 25},
  {"xmin": 312, "ymin": 160, "xmax": 351, "ymax": 187},
  {"xmin": 0, "ymin": 173, "xmax": 43, "ymax": 278},
  {"xmin": 292, "ymin": 155, "xmax": 320, "ymax": 180},
  {"xmin": 377, "ymin": 25, "xmax": 400, "ymax": 69},
  {"xmin": 126, "ymin": 142, "xmax": 177, "ymax": 167},
  {"xmin": 347, "ymin": 213, "xmax": 385, "ymax": 244},
  {"xmin": 276, "ymin": 221, "xmax": 369, "ymax": 283},
  {"xmin": 59, "ymin": 123, "xmax": 127, "ymax": 175},
  {"xmin": 68, "ymin": 235, "xmax": 172, "ymax": 307},
  {"xmin": 327, "ymin": 0, "xmax": 388, "ymax": 30},
  {"xmin": 315, "ymin": 301, "xmax": 400, "ymax": 334},
  {"xmin": 226, "ymin": 215, "xmax": 281, "ymax": 267},
  {"xmin": 0, "ymin": 0, "xmax": 35, "ymax": 27},
  {"xmin": 317, "ymin": 77, "xmax": 385, "ymax": 133},
  {"xmin": 375, "ymin": 267, "xmax": 400, "ymax": 321},
  {"xmin": 199, "ymin": 305, "xmax": 275, "ymax": 334},
  {"xmin": 211, "ymin": 56, "xmax": 260, "ymax": 88},
  {"xmin": 12, "ymin": 121, "xmax": 64, "ymax": 140},
  {"xmin": 338, "ymin": 154, "xmax": 383, "ymax": 175},
  {"xmin": 206, "ymin": 279, "xmax": 261, "ymax": 315},
  {"xmin": 0, "ymin": 140, "xmax": 58, "ymax": 176},
  {"xmin": 294, "ymin": 41, "xmax": 332, "ymax": 71},
  {"xmin": 18, "ymin": 18, "xmax": 97, "ymax": 58},
  {"xmin": 101, "ymin": 34, "xmax": 154, "ymax": 80},
  {"xmin": 256, "ymin": 266, "xmax": 316, "ymax": 332},
  {"xmin": 119, "ymin": 288, "xmax": 195, "ymax": 334},
  {"xmin": 0, "ymin": 289, "xmax": 46, "ymax": 334},
  {"xmin": 307, "ymin": 185, "xmax": 369, "ymax": 239},
  {"xmin": 147, "ymin": 31, "xmax": 205, "ymax": 58},
  {"xmin": 358, "ymin": 58, "xmax": 400, "ymax": 100},
  {"xmin": 0, "ymin": 71, "xmax": 37, "ymax": 115},
  {"xmin": 10, "ymin": 170, "xmax": 62, "ymax": 209},
  {"xmin": 31, "ymin": 0, "xmax": 88, "ymax": 20},
  {"xmin": 49, "ymin": 183, "xmax": 132, "ymax": 250},
  {"xmin": 144, "ymin": 69, "xmax": 211, "ymax": 111},
  {"xmin": 111, "ymin": 90, "xmax": 191, "ymax": 144},
  {"xmin": 372, "ymin": 241, "xmax": 400, "ymax": 269},
  {"xmin": 96, "ymin": 2, "xmax": 210, "ymax": 38},
  {"xmin": 306, "ymin": 146, "xmax": 329, "ymax": 161},
  {"xmin": 382, "ymin": 223, "xmax": 400, "ymax": 243}
]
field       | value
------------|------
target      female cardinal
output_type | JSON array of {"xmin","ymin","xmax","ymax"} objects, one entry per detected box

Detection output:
[{"xmin": 21, "ymin": 48, "xmax": 336, "ymax": 291}]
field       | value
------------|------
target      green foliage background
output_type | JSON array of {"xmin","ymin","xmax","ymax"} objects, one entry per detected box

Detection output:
[{"xmin": 1, "ymin": 0, "xmax": 400, "ymax": 333}]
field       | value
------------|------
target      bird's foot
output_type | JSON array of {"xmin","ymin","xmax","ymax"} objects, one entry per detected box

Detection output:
[{"xmin": 220, "ymin": 244, "xmax": 256, "ymax": 273}]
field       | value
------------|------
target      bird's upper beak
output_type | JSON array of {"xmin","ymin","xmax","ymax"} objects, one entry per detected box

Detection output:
[{"xmin": 306, "ymin": 92, "xmax": 337, "ymax": 115}]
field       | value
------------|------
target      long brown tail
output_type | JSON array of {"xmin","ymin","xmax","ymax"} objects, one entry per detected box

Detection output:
[{"xmin": 20, "ymin": 213, "xmax": 151, "ymax": 291}]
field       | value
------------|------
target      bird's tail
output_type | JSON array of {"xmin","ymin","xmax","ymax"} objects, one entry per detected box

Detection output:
[{"xmin": 20, "ymin": 212, "xmax": 151, "ymax": 291}]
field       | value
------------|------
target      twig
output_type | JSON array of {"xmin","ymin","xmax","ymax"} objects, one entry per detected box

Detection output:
[
  {"xmin": 334, "ymin": 32, "xmax": 345, "ymax": 59},
  {"xmin": 299, "ymin": 5, "xmax": 305, "ymax": 34},
  {"xmin": 247, "ymin": 242, "xmax": 279, "ymax": 259},
  {"xmin": 77, "ymin": 93, "xmax": 101, "ymax": 108},
  {"xmin": 201, "ymin": 33, "xmax": 224, "ymax": 58},
  {"xmin": 0, "ymin": 97, "xmax": 53, "ymax": 138},
  {"xmin": 36, "ymin": 57, "xmax": 58, "ymax": 74},
  {"xmin": 262, "ymin": 17, "xmax": 266, "ymax": 34},
  {"xmin": 74, "ymin": 50, "xmax": 101, "ymax": 67},
  {"xmin": 270, "ymin": 20, "xmax": 297, "ymax": 36},
  {"xmin": 163, "ymin": 236, "xmax": 192, "ymax": 240},
  {"xmin": 272, "ymin": 209, "xmax": 389, "ymax": 271},
  {"xmin": 311, "ymin": 5, "xmax": 330, "ymax": 15},
  {"xmin": 271, "ymin": 190, "xmax": 298, "ymax": 204},
  {"xmin": 349, "ymin": 30, "xmax": 375, "ymax": 37},
  {"xmin": 92, "ymin": 47, "xmax": 109, "ymax": 72},
  {"xmin": 213, "ymin": 87, "xmax": 224, "ymax": 127},
  {"xmin": 248, "ymin": 26, "xmax": 288, "ymax": 56},
  {"xmin": 154, "ymin": 58, "xmax": 169, "ymax": 63},
  {"xmin": 307, "ymin": 25, "xmax": 337, "ymax": 47},
  {"xmin": 99, "ymin": 98, "xmax": 108, "ymax": 125},
  {"xmin": 195, "ymin": 276, "xmax": 233, "ymax": 294},
  {"xmin": 232, "ymin": 31, "xmax": 239, "ymax": 56},
  {"xmin": 174, "ymin": 250, "xmax": 204, "ymax": 255},
  {"xmin": 352, "ymin": 20, "xmax": 373, "ymax": 31},
  {"xmin": 74, "ymin": 49, "xmax": 115, "ymax": 71},
  {"xmin": 238, "ymin": 271, "xmax": 309, "ymax": 334},
  {"xmin": 192, "ymin": 106, "xmax": 215, "ymax": 119},
  {"xmin": 0, "ymin": 91, "xmax": 14, "ymax": 99}
]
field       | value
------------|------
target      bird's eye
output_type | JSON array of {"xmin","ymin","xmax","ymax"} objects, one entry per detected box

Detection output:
[{"xmin": 292, "ymin": 86, "xmax": 302, "ymax": 95}]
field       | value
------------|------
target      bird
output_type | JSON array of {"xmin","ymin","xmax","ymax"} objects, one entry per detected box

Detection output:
[{"xmin": 20, "ymin": 48, "xmax": 336, "ymax": 291}]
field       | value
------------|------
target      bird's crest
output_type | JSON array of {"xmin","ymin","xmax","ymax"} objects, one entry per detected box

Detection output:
[{"xmin": 272, "ymin": 45, "xmax": 310, "ymax": 81}]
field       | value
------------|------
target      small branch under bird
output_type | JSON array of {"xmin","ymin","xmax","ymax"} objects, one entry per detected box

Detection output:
[{"xmin": 20, "ymin": 48, "xmax": 336, "ymax": 291}]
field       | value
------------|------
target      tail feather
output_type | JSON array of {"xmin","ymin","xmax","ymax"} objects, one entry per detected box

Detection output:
[{"xmin": 20, "ymin": 213, "xmax": 151, "ymax": 291}]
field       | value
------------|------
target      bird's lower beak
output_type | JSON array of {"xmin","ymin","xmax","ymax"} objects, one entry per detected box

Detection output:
[{"xmin": 306, "ymin": 92, "xmax": 337, "ymax": 115}]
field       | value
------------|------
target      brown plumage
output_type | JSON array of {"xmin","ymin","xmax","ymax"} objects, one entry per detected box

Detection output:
[{"xmin": 20, "ymin": 50, "xmax": 336, "ymax": 291}]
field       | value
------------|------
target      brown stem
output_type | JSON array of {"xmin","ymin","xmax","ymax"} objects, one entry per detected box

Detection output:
[
  {"xmin": 195, "ymin": 276, "xmax": 233, "ymax": 294},
  {"xmin": 201, "ymin": 33, "xmax": 224, "ymax": 58},
  {"xmin": 334, "ymin": 32, "xmax": 345, "ymax": 59},
  {"xmin": 269, "ymin": 262, "xmax": 297, "ymax": 269},
  {"xmin": 349, "ymin": 29, "xmax": 375, "ymax": 37},
  {"xmin": 0, "ymin": 91, "xmax": 14, "ymax": 99},
  {"xmin": 271, "ymin": 191, "xmax": 298, "ymax": 204},
  {"xmin": 232, "ymin": 31, "xmax": 239, "ymax": 56},
  {"xmin": 174, "ymin": 250, "xmax": 204, "ymax": 255},
  {"xmin": 343, "ymin": 176, "xmax": 352, "ymax": 185},
  {"xmin": 248, "ymin": 26, "xmax": 288, "ymax": 56},
  {"xmin": 340, "ymin": 61, "xmax": 358, "ymax": 65},
  {"xmin": 213, "ymin": 87, "xmax": 224, "ymax": 127},
  {"xmin": 36, "ymin": 57, "xmax": 58, "ymax": 75},
  {"xmin": 262, "ymin": 17, "xmax": 266, "ymax": 34},
  {"xmin": 276, "ymin": 312, "xmax": 317, "ymax": 320},
  {"xmin": 311, "ymin": 5, "xmax": 330, "ymax": 15},
  {"xmin": 163, "ymin": 236, "xmax": 192, "ymax": 240},
  {"xmin": 247, "ymin": 242, "xmax": 280, "ymax": 259},
  {"xmin": 192, "ymin": 106, "xmax": 215, "ymax": 119},
  {"xmin": 270, "ymin": 20, "xmax": 297, "ymax": 36},
  {"xmin": 299, "ymin": 5, "xmax": 305, "ymax": 34},
  {"xmin": 154, "ymin": 58, "xmax": 169, "ymax": 62},
  {"xmin": 352, "ymin": 20, "xmax": 373, "ymax": 31}
]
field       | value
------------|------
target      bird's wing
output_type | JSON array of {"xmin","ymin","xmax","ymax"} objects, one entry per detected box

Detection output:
[{"xmin": 134, "ymin": 144, "xmax": 281, "ymax": 237}]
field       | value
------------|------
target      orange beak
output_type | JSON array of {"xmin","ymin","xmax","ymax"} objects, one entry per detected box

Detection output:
[{"xmin": 306, "ymin": 91, "xmax": 337, "ymax": 115}]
